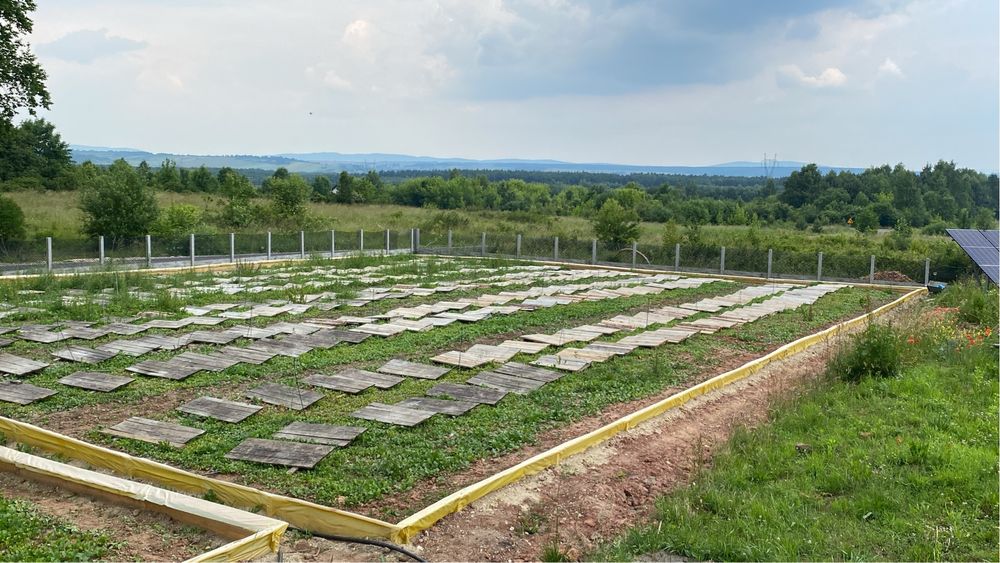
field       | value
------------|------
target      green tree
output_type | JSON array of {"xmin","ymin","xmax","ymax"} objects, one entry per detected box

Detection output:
[
  {"xmin": 152, "ymin": 204, "xmax": 203, "ymax": 238},
  {"xmin": 268, "ymin": 174, "xmax": 311, "ymax": 219},
  {"xmin": 336, "ymin": 171, "xmax": 357, "ymax": 204},
  {"xmin": 155, "ymin": 159, "xmax": 182, "ymax": 191},
  {"xmin": 311, "ymin": 175, "xmax": 333, "ymax": 202},
  {"xmin": 0, "ymin": 118, "xmax": 72, "ymax": 189},
  {"xmin": 854, "ymin": 206, "xmax": 878, "ymax": 234},
  {"xmin": 780, "ymin": 163, "xmax": 824, "ymax": 207},
  {"xmin": 592, "ymin": 199, "xmax": 639, "ymax": 247},
  {"xmin": 188, "ymin": 165, "xmax": 218, "ymax": 193},
  {"xmin": 0, "ymin": 1, "xmax": 50, "ymax": 124},
  {"xmin": 217, "ymin": 168, "xmax": 257, "ymax": 228},
  {"xmin": 79, "ymin": 159, "xmax": 159, "ymax": 244},
  {"xmin": 0, "ymin": 195, "xmax": 26, "ymax": 239}
]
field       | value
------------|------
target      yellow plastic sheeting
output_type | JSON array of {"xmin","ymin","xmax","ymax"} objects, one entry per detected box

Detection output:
[
  {"xmin": 0, "ymin": 417, "xmax": 398, "ymax": 540},
  {"xmin": 393, "ymin": 287, "xmax": 927, "ymax": 542},
  {"xmin": 0, "ymin": 445, "xmax": 286, "ymax": 562}
]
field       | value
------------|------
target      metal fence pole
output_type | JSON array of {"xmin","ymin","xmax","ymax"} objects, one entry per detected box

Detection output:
[
  {"xmin": 359, "ymin": 229, "xmax": 364, "ymax": 252},
  {"xmin": 46, "ymin": 237, "xmax": 52, "ymax": 271},
  {"xmin": 631, "ymin": 242, "xmax": 637, "ymax": 269},
  {"xmin": 767, "ymin": 248, "xmax": 773, "ymax": 279},
  {"xmin": 869, "ymin": 255, "xmax": 875, "ymax": 283},
  {"xmin": 189, "ymin": 233, "xmax": 195, "ymax": 267},
  {"xmin": 415, "ymin": 228, "xmax": 420, "ymax": 250},
  {"xmin": 481, "ymin": 232, "xmax": 486, "ymax": 257},
  {"xmin": 516, "ymin": 234, "xmax": 522, "ymax": 258},
  {"xmin": 266, "ymin": 231, "xmax": 272, "ymax": 260},
  {"xmin": 817, "ymin": 252, "xmax": 824, "ymax": 281},
  {"xmin": 447, "ymin": 230, "xmax": 453, "ymax": 254},
  {"xmin": 300, "ymin": 231, "xmax": 305, "ymax": 259},
  {"xmin": 554, "ymin": 237, "xmax": 559, "ymax": 260},
  {"xmin": 98, "ymin": 236, "xmax": 105, "ymax": 266},
  {"xmin": 720, "ymin": 246, "xmax": 726, "ymax": 274},
  {"xmin": 674, "ymin": 243, "xmax": 680, "ymax": 270},
  {"xmin": 410, "ymin": 229, "xmax": 415, "ymax": 252},
  {"xmin": 385, "ymin": 229, "xmax": 390, "ymax": 252},
  {"xmin": 331, "ymin": 230, "xmax": 336, "ymax": 257},
  {"xmin": 229, "ymin": 232, "xmax": 235, "ymax": 263},
  {"xmin": 591, "ymin": 239, "xmax": 597, "ymax": 264},
  {"xmin": 924, "ymin": 258, "xmax": 930, "ymax": 285},
  {"xmin": 145, "ymin": 235, "xmax": 152, "ymax": 268}
]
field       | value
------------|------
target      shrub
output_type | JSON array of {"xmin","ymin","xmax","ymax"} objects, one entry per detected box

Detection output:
[
  {"xmin": 936, "ymin": 278, "xmax": 999, "ymax": 327},
  {"xmin": 592, "ymin": 199, "xmax": 639, "ymax": 247},
  {"xmin": 830, "ymin": 322, "xmax": 903, "ymax": 382},
  {"xmin": 0, "ymin": 195, "xmax": 26, "ymax": 240}
]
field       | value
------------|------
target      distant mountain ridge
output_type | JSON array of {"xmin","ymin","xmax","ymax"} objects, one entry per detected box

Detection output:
[{"xmin": 69, "ymin": 145, "xmax": 863, "ymax": 177}]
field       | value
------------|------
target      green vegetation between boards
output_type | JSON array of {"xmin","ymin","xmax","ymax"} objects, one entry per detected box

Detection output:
[
  {"xmin": 592, "ymin": 284, "xmax": 999, "ymax": 562},
  {"xmin": 0, "ymin": 495, "xmax": 113, "ymax": 561}
]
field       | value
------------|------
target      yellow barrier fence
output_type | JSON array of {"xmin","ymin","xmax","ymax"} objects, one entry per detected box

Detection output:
[{"xmin": 391, "ymin": 286, "xmax": 927, "ymax": 542}]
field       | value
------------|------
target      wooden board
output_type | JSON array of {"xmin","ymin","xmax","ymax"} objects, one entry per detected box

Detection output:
[
  {"xmin": 177, "ymin": 396, "xmax": 262, "ymax": 423},
  {"xmin": 173, "ymin": 352, "xmax": 240, "ymax": 372},
  {"xmin": 351, "ymin": 323, "xmax": 408, "ymax": 337},
  {"xmin": 338, "ymin": 368, "xmax": 403, "ymax": 389},
  {"xmin": 531, "ymin": 355, "xmax": 590, "ymax": 372},
  {"xmin": 97, "ymin": 339, "xmax": 159, "ymax": 357},
  {"xmin": 18, "ymin": 331, "xmax": 69, "ymax": 344},
  {"xmin": 351, "ymin": 402, "xmax": 435, "ymax": 426},
  {"xmin": 58, "ymin": 371, "xmax": 133, "ymax": 392},
  {"xmin": 126, "ymin": 360, "xmax": 200, "ymax": 380},
  {"xmin": 186, "ymin": 330, "xmax": 242, "ymax": 345},
  {"xmin": 467, "ymin": 371, "xmax": 545, "ymax": 394},
  {"xmin": 557, "ymin": 348, "xmax": 615, "ymax": 362},
  {"xmin": 219, "ymin": 346, "xmax": 277, "ymax": 365},
  {"xmin": 465, "ymin": 344, "xmax": 519, "ymax": 362},
  {"xmin": 246, "ymin": 383, "xmax": 323, "ymax": 410},
  {"xmin": 430, "ymin": 350, "xmax": 491, "ymax": 368},
  {"xmin": 496, "ymin": 340, "xmax": 549, "ymax": 354},
  {"xmin": 302, "ymin": 373, "xmax": 372, "ymax": 394},
  {"xmin": 0, "ymin": 337, "xmax": 11, "ymax": 348},
  {"xmin": 0, "ymin": 381, "xmax": 56, "ymax": 405},
  {"xmin": 273, "ymin": 422, "xmax": 365, "ymax": 446},
  {"xmin": 225, "ymin": 438, "xmax": 333, "ymax": 468},
  {"xmin": 396, "ymin": 397, "xmax": 478, "ymax": 416},
  {"xmin": 426, "ymin": 382, "xmax": 507, "ymax": 405},
  {"xmin": 494, "ymin": 362, "xmax": 562, "ymax": 382},
  {"xmin": 103, "ymin": 417, "xmax": 203, "ymax": 448},
  {"xmin": 0, "ymin": 353, "xmax": 49, "ymax": 376},
  {"xmin": 321, "ymin": 330, "xmax": 371, "ymax": 344},
  {"xmin": 377, "ymin": 359, "xmax": 450, "ymax": 380},
  {"xmin": 51, "ymin": 346, "xmax": 117, "ymax": 364},
  {"xmin": 584, "ymin": 342, "xmax": 636, "ymax": 355},
  {"xmin": 519, "ymin": 333, "xmax": 571, "ymax": 346},
  {"xmin": 247, "ymin": 339, "xmax": 313, "ymax": 357}
]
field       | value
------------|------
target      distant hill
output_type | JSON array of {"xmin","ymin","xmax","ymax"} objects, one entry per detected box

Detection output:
[{"xmin": 69, "ymin": 146, "xmax": 863, "ymax": 177}]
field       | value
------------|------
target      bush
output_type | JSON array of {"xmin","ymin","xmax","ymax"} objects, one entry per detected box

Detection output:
[
  {"xmin": 936, "ymin": 279, "xmax": 999, "ymax": 327},
  {"xmin": 592, "ymin": 199, "xmax": 639, "ymax": 247},
  {"xmin": 0, "ymin": 195, "xmax": 26, "ymax": 240},
  {"xmin": 151, "ymin": 204, "xmax": 204, "ymax": 238},
  {"xmin": 830, "ymin": 322, "xmax": 903, "ymax": 382}
]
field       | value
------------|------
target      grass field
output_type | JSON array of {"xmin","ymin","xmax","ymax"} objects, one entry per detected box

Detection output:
[
  {"xmin": 0, "ymin": 495, "xmax": 113, "ymax": 561},
  {"xmin": 592, "ymin": 286, "xmax": 999, "ymax": 561}
]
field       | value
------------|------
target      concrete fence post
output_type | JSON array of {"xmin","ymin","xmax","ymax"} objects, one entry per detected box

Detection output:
[
  {"xmin": 481, "ymin": 232, "xmax": 487, "ymax": 257},
  {"xmin": 46, "ymin": 237, "xmax": 52, "ymax": 271},
  {"xmin": 591, "ymin": 239, "xmax": 597, "ymax": 264},
  {"xmin": 98, "ymin": 236, "xmax": 105, "ymax": 266},
  {"xmin": 516, "ymin": 234, "xmax": 522, "ymax": 258},
  {"xmin": 189, "ymin": 233, "xmax": 195, "ymax": 267},
  {"xmin": 817, "ymin": 252, "xmax": 824, "ymax": 281},
  {"xmin": 674, "ymin": 243, "xmax": 680, "ymax": 270},
  {"xmin": 720, "ymin": 246, "xmax": 726, "ymax": 274},
  {"xmin": 359, "ymin": 229, "xmax": 364, "ymax": 252},
  {"xmin": 415, "ymin": 228, "xmax": 420, "ymax": 250},
  {"xmin": 869, "ymin": 255, "xmax": 876, "ymax": 283},
  {"xmin": 447, "ymin": 230, "xmax": 453, "ymax": 254},
  {"xmin": 330, "ymin": 230, "xmax": 336, "ymax": 257},
  {"xmin": 631, "ymin": 241, "xmax": 637, "ymax": 269},
  {"xmin": 299, "ymin": 231, "xmax": 305, "ymax": 259},
  {"xmin": 266, "ymin": 232, "xmax": 272, "ymax": 260},
  {"xmin": 229, "ymin": 233, "xmax": 235, "ymax": 263},
  {"xmin": 924, "ymin": 258, "xmax": 930, "ymax": 286},
  {"xmin": 145, "ymin": 235, "xmax": 152, "ymax": 268},
  {"xmin": 410, "ymin": 229, "xmax": 415, "ymax": 252},
  {"xmin": 554, "ymin": 237, "xmax": 559, "ymax": 260},
  {"xmin": 767, "ymin": 248, "xmax": 773, "ymax": 279},
  {"xmin": 385, "ymin": 229, "xmax": 390, "ymax": 252}
]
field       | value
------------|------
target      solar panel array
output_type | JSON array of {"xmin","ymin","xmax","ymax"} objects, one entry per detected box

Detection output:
[{"xmin": 946, "ymin": 228, "xmax": 999, "ymax": 284}]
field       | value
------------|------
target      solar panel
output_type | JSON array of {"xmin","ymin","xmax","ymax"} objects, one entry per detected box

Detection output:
[{"xmin": 947, "ymin": 229, "xmax": 1000, "ymax": 284}]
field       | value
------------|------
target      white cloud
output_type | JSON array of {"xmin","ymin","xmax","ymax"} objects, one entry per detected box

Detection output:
[
  {"xmin": 778, "ymin": 65, "xmax": 848, "ymax": 88},
  {"xmin": 878, "ymin": 57, "xmax": 904, "ymax": 77}
]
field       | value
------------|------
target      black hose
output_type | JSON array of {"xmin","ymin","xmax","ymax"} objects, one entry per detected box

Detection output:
[{"xmin": 302, "ymin": 531, "xmax": 428, "ymax": 562}]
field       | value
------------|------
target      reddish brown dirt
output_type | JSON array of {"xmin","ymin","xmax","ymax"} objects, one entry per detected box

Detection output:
[{"xmin": 0, "ymin": 471, "xmax": 226, "ymax": 561}]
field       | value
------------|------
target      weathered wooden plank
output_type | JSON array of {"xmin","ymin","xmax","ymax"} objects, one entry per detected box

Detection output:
[
  {"xmin": 18, "ymin": 331, "xmax": 68, "ymax": 344},
  {"xmin": 225, "ymin": 438, "xmax": 333, "ymax": 468},
  {"xmin": 519, "ymin": 333, "xmax": 571, "ymax": 346},
  {"xmin": 0, "ymin": 381, "xmax": 56, "ymax": 405},
  {"xmin": 173, "ymin": 352, "xmax": 241, "ymax": 372},
  {"xmin": 0, "ymin": 353, "xmax": 49, "ymax": 376},
  {"xmin": 246, "ymin": 339, "xmax": 313, "ymax": 357},
  {"xmin": 51, "ymin": 346, "xmax": 117, "ymax": 364},
  {"xmin": 494, "ymin": 362, "xmax": 562, "ymax": 382},
  {"xmin": 430, "ymin": 351, "xmax": 492, "ymax": 368},
  {"xmin": 495, "ymin": 340, "xmax": 549, "ymax": 354},
  {"xmin": 531, "ymin": 355, "xmax": 590, "ymax": 372},
  {"xmin": 273, "ymin": 422, "xmax": 365, "ymax": 446},
  {"xmin": 177, "ymin": 396, "xmax": 262, "ymax": 423},
  {"xmin": 351, "ymin": 403, "xmax": 435, "ymax": 426},
  {"xmin": 58, "ymin": 371, "xmax": 133, "ymax": 392},
  {"xmin": 97, "ymin": 339, "xmax": 159, "ymax": 357},
  {"xmin": 126, "ymin": 360, "xmax": 200, "ymax": 380},
  {"xmin": 302, "ymin": 374, "xmax": 372, "ymax": 394},
  {"xmin": 103, "ymin": 417, "xmax": 203, "ymax": 448},
  {"xmin": 467, "ymin": 371, "xmax": 545, "ymax": 394},
  {"xmin": 246, "ymin": 383, "xmax": 323, "ymax": 410},
  {"xmin": 464, "ymin": 344, "xmax": 519, "ymax": 362},
  {"xmin": 426, "ymin": 382, "xmax": 508, "ymax": 404},
  {"xmin": 218, "ymin": 346, "xmax": 277, "ymax": 365},
  {"xmin": 396, "ymin": 397, "xmax": 478, "ymax": 416},
  {"xmin": 377, "ymin": 359, "xmax": 450, "ymax": 380},
  {"xmin": 338, "ymin": 368, "xmax": 403, "ymax": 389}
]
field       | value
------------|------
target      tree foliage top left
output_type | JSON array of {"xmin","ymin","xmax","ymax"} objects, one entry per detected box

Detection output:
[{"xmin": 0, "ymin": 0, "xmax": 51, "ymax": 124}]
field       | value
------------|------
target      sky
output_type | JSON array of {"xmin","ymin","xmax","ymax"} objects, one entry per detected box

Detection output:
[{"xmin": 27, "ymin": 0, "xmax": 1000, "ymax": 170}]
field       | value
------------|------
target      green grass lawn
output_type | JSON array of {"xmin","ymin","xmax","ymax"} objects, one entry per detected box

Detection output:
[
  {"xmin": 592, "ymin": 291, "xmax": 999, "ymax": 561},
  {"xmin": 0, "ymin": 495, "xmax": 113, "ymax": 561}
]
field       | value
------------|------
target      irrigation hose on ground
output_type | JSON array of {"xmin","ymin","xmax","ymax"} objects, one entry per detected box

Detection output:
[{"xmin": 303, "ymin": 532, "xmax": 427, "ymax": 562}]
